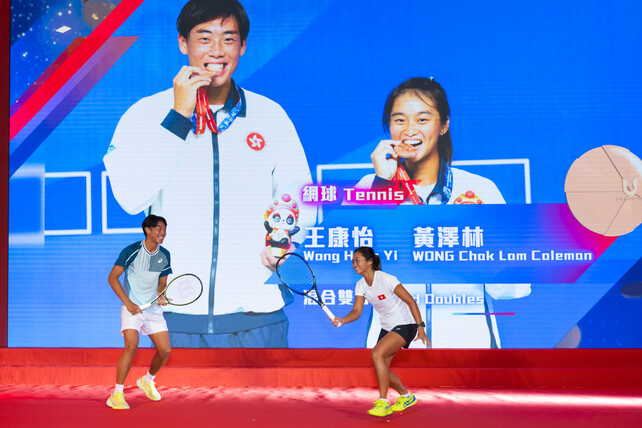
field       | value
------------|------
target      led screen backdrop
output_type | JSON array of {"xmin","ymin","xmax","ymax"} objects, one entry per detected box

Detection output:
[{"xmin": 8, "ymin": 0, "xmax": 642, "ymax": 348}]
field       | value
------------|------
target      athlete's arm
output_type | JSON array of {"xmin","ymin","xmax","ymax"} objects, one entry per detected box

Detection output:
[
  {"xmin": 108, "ymin": 265, "xmax": 141, "ymax": 315},
  {"xmin": 157, "ymin": 275, "xmax": 168, "ymax": 306},
  {"xmin": 394, "ymin": 283, "xmax": 430, "ymax": 346},
  {"xmin": 266, "ymin": 107, "xmax": 315, "ymax": 268},
  {"xmin": 271, "ymin": 109, "xmax": 315, "ymax": 243},
  {"xmin": 104, "ymin": 88, "xmax": 194, "ymax": 215},
  {"xmin": 371, "ymin": 139, "xmax": 400, "ymax": 180},
  {"xmin": 260, "ymin": 247, "xmax": 279, "ymax": 271},
  {"xmin": 172, "ymin": 66, "xmax": 212, "ymax": 118}
]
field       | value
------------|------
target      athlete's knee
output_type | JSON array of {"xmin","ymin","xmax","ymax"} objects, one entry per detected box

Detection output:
[
  {"xmin": 124, "ymin": 344, "xmax": 138, "ymax": 354},
  {"xmin": 160, "ymin": 347, "xmax": 171, "ymax": 360},
  {"xmin": 371, "ymin": 347, "xmax": 386, "ymax": 362}
]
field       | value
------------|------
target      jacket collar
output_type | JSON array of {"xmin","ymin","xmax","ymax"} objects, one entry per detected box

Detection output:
[
  {"xmin": 425, "ymin": 158, "xmax": 453, "ymax": 204},
  {"xmin": 222, "ymin": 80, "xmax": 247, "ymax": 117}
]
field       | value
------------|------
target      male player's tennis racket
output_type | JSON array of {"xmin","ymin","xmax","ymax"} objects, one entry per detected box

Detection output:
[
  {"xmin": 139, "ymin": 273, "xmax": 203, "ymax": 310},
  {"xmin": 276, "ymin": 253, "xmax": 338, "ymax": 323}
]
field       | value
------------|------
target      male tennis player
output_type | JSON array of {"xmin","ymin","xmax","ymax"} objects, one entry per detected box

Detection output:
[
  {"xmin": 104, "ymin": 0, "xmax": 314, "ymax": 347},
  {"xmin": 106, "ymin": 215, "xmax": 172, "ymax": 410}
]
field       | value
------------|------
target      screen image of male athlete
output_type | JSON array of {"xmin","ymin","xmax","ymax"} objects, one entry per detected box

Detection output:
[{"xmin": 104, "ymin": 0, "xmax": 314, "ymax": 347}]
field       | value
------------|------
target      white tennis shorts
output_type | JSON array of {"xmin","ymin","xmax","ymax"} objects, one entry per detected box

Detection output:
[{"xmin": 120, "ymin": 305, "xmax": 168, "ymax": 336}]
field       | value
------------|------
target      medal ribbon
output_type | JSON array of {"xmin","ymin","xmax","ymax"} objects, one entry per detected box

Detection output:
[
  {"xmin": 394, "ymin": 162, "xmax": 423, "ymax": 205},
  {"xmin": 195, "ymin": 87, "xmax": 216, "ymax": 134},
  {"xmin": 194, "ymin": 86, "xmax": 243, "ymax": 135},
  {"xmin": 394, "ymin": 160, "xmax": 453, "ymax": 205}
]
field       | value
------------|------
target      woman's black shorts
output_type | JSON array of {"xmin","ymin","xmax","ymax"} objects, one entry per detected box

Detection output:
[{"xmin": 377, "ymin": 323, "xmax": 419, "ymax": 349}]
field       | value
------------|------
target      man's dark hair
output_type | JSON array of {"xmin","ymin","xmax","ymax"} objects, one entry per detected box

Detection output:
[
  {"xmin": 142, "ymin": 214, "xmax": 167, "ymax": 236},
  {"xmin": 177, "ymin": 0, "xmax": 250, "ymax": 42}
]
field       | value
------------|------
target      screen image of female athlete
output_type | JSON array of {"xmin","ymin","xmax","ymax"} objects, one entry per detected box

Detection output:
[
  {"xmin": 357, "ymin": 76, "xmax": 504, "ymax": 204},
  {"xmin": 331, "ymin": 246, "xmax": 429, "ymax": 417},
  {"xmin": 356, "ymin": 77, "xmax": 531, "ymax": 349}
]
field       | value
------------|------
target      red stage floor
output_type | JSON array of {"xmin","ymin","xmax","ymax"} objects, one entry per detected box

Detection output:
[
  {"xmin": 2, "ymin": 385, "xmax": 642, "ymax": 428},
  {"xmin": 3, "ymin": 348, "xmax": 642, "ymax": 388},
  {"xmin": 2, "ymin": 349, "xmax": 642, "ymax": 427}
]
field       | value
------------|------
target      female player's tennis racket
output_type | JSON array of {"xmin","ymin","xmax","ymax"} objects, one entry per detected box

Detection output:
[
  {"xmin": 139, "ymin": 273, "xmax": 203, "ymax": 310},
  {"xmin": 276, "ymin": 253, "xmax": 337, "ymax": 323}
]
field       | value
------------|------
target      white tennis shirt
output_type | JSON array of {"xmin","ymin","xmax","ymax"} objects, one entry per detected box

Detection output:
[{"xmin": 355, "ymin": 270, "xmax": 415, "ymax": 331}]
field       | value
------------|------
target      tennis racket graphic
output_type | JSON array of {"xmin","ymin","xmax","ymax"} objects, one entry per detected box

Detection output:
[
  {"xmin": 276, "ymin": 253, "xmax": 337, "ymax": 322},
  {"xmin": 139, "ymin": 273, "xmax": 203, "ymax": 310}
]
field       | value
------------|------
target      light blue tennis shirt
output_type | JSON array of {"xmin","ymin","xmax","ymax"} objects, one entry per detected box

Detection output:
[{"xmin": 115, "ymin": 241, "xmax": 172, "ymax": 307}]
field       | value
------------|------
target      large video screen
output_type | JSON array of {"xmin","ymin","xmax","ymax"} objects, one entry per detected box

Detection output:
[{"xmin": 8, "ymin": 0, "xmax": 642, "ymax": 348}]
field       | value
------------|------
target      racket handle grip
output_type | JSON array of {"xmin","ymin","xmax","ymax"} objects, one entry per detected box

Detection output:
[
  {"xmin": 321, "ymin": 305, "xmax": 336, "ymax": 320},
  {"xmin": 139, "ymin": 302, "xmax": 152, "ymax": 311}
]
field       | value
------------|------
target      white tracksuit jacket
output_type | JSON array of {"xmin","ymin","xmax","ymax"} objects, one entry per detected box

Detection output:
[{"xmin": 104, "ymin": 86, "xmax": 314, "ymax": 328}]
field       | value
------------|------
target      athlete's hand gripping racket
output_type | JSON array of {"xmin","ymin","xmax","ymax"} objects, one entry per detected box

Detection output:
[
  {"xmin": 276, "ymin": 253, "xmax": 338, "ymax": 323},
  {"xmin": 139, "ymin": 273, "xmax": 203, "ymax": 310}
]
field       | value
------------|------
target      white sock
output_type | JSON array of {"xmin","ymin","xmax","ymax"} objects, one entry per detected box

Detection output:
[
  {"xmin": 402, "ymin": 392, "xmax": 411, "ymax": 398},
  {"xmin": 379, "ymin": 398, "xmax": 390, "ymax": 404},
  {"xmin": 144, "ymin": 371, "xmax": 155, "ymax": 383},
  {"xmin": 114, "ymin": 384, "xmax": 124, "ymax": 394}
]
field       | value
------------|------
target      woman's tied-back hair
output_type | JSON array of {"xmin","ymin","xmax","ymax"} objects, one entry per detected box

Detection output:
[{"xmin": 354, "ymin": 246, "xmax": 381, "ymax": 271}]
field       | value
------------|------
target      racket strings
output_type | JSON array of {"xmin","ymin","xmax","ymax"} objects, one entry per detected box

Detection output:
[
  {"xmin": 165, "ymin": 276, "xmax": 202, "ymax": 304},
  {"xmin": 277, "ymin": 257, "xmax": 315, "ymax": 294}
]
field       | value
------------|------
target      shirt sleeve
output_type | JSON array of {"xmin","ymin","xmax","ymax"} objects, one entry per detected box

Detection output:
[
  {"xmin": 270, "ymin": 105, "xmax": 316, "ymax": 245},
  {"xmin": 160, "ymin": 249, "xmax": 172, "ymax": 278},
  {"xmin": 114, "ymin": 245, "xmax": 133, "ymax": 267},
  {"xmin": 355, "ymin": 279, "xmax": 366, "ymax": 297},
  {"xmin": 103, "ymin": 93, "xmax": 192, "ymax": 215},
  {"xmin": 382, "ymin": 272, "xmax": 401, "ymax": 293},
  {"xmin": 482, "ymin": 179, "xmax": 506, "ymax": 204}
]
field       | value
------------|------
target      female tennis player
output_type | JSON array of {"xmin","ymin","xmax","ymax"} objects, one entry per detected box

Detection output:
[
  {"xmin": 332, "ymin": 246, "xmax": 429, "ymax": 417},
  {"xmin": 356, "ymin": 76, "xmax": 505, "ymax": 205},
  {"xmin": 354, "ymin": 77, "xmax": 528, "ymax": 351}
]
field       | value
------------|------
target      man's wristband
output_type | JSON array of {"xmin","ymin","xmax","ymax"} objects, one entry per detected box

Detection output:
[{"xmin": 418, "ymin": 321, "xmax": 425, "ymax": 328}]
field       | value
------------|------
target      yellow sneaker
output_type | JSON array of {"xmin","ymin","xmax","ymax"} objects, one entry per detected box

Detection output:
[
  {"xmin": 106, "ymin": 392, "xmax": 129, "ymax": 409},
  {"xmin": 137, "ymin": 376, "xmax": 161, "ymax": 401},
  {"xmin": 391, "ymin": 392, "xmax": 417, "ymax": 411},
  {"xmin": 368, "ymin": 399, "xmax": 393, "ymax": 417}
]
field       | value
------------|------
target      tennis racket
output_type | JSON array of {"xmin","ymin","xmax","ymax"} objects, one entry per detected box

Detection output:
[
  {"xmin": 276, "ymin": 253, "xmax": 337, "ymax": 323},
  {"xmin": 139, "ymin": 273, "xmax": 203, "ymax": 310}
]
